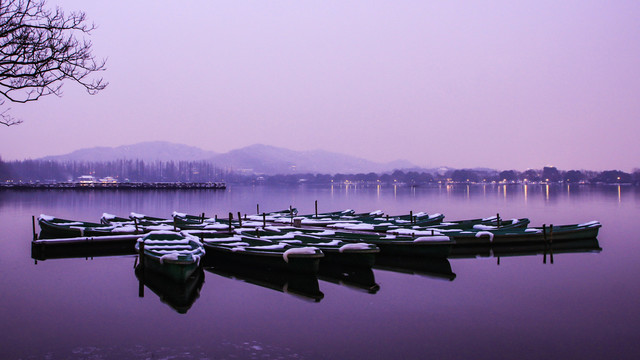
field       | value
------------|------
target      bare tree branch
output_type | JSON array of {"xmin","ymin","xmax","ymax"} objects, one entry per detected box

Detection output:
[{"xmin": 0, "ymin": 0, "xmax": 107, "ymax": 125}]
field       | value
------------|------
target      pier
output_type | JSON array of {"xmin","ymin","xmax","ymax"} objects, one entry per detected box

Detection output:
[{"xmin": 2, "ymin": 181, "xmax": 226, "ymax": 190}]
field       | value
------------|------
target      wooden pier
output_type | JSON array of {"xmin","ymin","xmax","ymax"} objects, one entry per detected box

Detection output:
[{"xmin": 2, "ymin": 181, "xmax": 226, "ymax": 190}]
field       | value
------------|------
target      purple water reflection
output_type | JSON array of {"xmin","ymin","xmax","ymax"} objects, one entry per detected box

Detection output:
[{"xmin": 0, "ymin": 184, "xmax": 638, "ymax": 359}]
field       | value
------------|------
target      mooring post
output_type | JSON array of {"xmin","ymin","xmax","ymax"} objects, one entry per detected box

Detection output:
[
  {"xmin": 542, "ymin": 224, "xmax": 547, "ymax": 243},
  {"xmin": 315, "ymin": 200, "xmax": 318, "ymax": 217},
  {"xmin": 290, "ymin": 205, "xmax": 293, "ymax": 225},
  {"xmin": 497, "ymin": 213, "xmax": 501, "ymax": 228},
  {"xmin": 497, "ymin": 257, "xmax": 500, "ymax": 265},
  {"xmin": 133, "ymin": 217, "xmax": 139, "ymax": 234},
  {"xmin": 549, "ymin": 224, "xmax": 554, "ymax": 244},
  {"xmin": 410, "ymin": 210, "xmax": 413, "ymax": 224},
  {"xmin": 31, "ymin": 215, "xmax": 37, "ymax": 241},
  {"xmin": 201, "ymin": 212, "xmax": 205, "ymax": 224},
  {"xmin": 228, "ymin": 212, "xmax": 233, "ymax": 234},
  {"xmin": 256, "ymin": 228, "xmax": 260, "ymax": 238},
  {"xmin": 139, "ymin": 241, "xmax": 145, "ymax": 268},
  {"xmin": 263, "ymin": 213, "xmax": 266, "ymax": 228},
  {"xmin": 237, "ymin": 211, "xmax": 243, "ymax": 227},
  {"xmin": 257, "ymin": 203, "xmax": 260, "ymax": 215}
]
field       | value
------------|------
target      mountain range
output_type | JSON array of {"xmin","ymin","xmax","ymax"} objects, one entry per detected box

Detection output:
[{"xmin": 40, "ymin": 141, "xmax": 417, "ymax": 175}]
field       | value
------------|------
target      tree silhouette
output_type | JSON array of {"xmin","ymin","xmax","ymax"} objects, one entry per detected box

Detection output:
[{"xmin": 0, "ymin": 0, "xmax": 107, "ymax": 126}]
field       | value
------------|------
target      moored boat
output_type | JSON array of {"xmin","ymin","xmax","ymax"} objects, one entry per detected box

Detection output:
[
  {"xmin": 39, "ymin": 214, "xmax": 140, "ymax": 238},
  {"xmin": 238, "ymin": 228, "xmax": 380, "ymax": 267},
  {"xmin": 185, "ymin": 230, "xmax": 323, "ymax": 275},
  {"xmin": 135, "ymin": 231, "xmax": 205, "ymax": 283},
  {"xmin": 392, "ymin": 221, "xmax": 602, "ymax": 245}
]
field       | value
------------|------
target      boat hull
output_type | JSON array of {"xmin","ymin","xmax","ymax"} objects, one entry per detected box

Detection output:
[{"xmin": 203, "ymin": 244, "xmax": 322, "ymax": 275}]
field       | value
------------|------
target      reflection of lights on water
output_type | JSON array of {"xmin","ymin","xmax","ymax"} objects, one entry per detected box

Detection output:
[
  {"xmin": 377, "ymin": 184, "xmax": 380, "ymax": 198},
  {"xmin": 503, "ymin": 185, "xmax": 507, "ymax": 199},
  {"xmin": 466, "ymin": 185, "xmax": 470, "ymax": 199},
  {"xmin": 330, "ymin": 184, "xmax": 334, "ymax": 198},
  {"xmin": 545, "ymin": 184, "xmax": 549, "ymax": 201},
  {"xmin": 524, "ymin": 184, "xmax": 528, "ymax": 203},
  {"xmin": 393, "ymin": 184, "xmax": 397, "ymax": 198},
  {"xmin": 618, "ymin": 185, "xmax": 621, "ymax": 203}
]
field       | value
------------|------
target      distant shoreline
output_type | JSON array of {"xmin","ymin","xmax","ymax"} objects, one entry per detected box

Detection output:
[{"xmin": 0, "ymin": 182, "xmax": 226, "ymax": 190}]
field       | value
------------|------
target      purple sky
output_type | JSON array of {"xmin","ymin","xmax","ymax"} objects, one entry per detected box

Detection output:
[{"xmin": 2, "ymin": 1, "xmax": 639, "ymax": 171}]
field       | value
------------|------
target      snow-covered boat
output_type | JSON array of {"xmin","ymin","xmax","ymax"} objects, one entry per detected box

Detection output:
[
  {"xmin": 390, "ymin": 221, "xmax": 602, "ymax": 244},
  {"xmin": 38, "ymin": 214, "xmax": 140, "ymax": 238},
  {"xmin": 135, "ymin": 231, "xmax": 205, "ymax": 283},
  {"xmin": 184, "ymin": 230, "xmax": 324, "ymax": 275},
  {"xmin": 237, "ymin": 228, "xmax": 380, "ymax": 267}
]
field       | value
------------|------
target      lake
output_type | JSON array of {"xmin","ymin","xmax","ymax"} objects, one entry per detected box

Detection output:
[{"xmin": 1, "ymin": 184, "xmax": 639, "ymax": 359}]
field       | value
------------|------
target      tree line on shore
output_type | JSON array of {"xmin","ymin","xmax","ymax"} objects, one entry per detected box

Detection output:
[{"xmin": 0, "ymin": 159, "xmax": 638, "ymax": 186}]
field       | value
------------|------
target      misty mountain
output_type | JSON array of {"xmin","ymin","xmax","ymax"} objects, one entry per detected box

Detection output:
[
  {"xmin": 210, "ymin": 144, "xmax": 415, "ymax": 174},
  {"xmin": 38, "ymin": 142, "xmax": 416, "ymax": 175},
  {"xmin": 41, "ymin": 141, "xmax": 218, "ymax": 162}
]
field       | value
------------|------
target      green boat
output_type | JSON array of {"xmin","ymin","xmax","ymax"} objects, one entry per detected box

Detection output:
[
  {"xmin": 250, "ymin": 226, "xmax": 453, "ymax": 257},
  {"xmin": 135, "ymin": 231, "xmax": 205, "ymax": 283},
  {"xmin": 38, "ymin": 214, "xmax": 141, "ymax": 238},
  {"xmin": 172, "ymin": 212, "xmax": 232, "ymax": 230},
  {"xmin": 239, "ymin": 229, "xmax": 380, "ymax": 267},
  {"xmin": 101, "ymin": 213, "xmax": 178, "ymax": 232},
  {"xmin": 185, "ymin": 230, "xmax": 324, "ymax": 275},
  {"xmin": 414, "ymin": 221, "xmax": 602, "ymax": 245}
]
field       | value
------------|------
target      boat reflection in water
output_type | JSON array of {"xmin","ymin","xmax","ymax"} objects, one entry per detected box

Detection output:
[
  {"xmin": 135, "ymin": 263, "xmax": 205, "ymax": 314},
  {"xmin": 205, "ymin": 258, "xmax": 324, "ymax": 302},
  {"xmin": 374, "ymin": 254, "xmax": 456, "ymax": 281},
  {"xmin": 449, "ymin": 238, "xmax": 602, "ymax": 265},
  {"xmin": 31, "ymin": 240, "xmax": 135, "ymax": 262},
  {"xmin": 318, "ymin": 262, "xmax": 380, "ymax": 294}
]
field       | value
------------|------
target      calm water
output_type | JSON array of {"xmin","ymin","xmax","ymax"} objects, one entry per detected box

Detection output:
[{"xmin": 1, "ymin": 184, "xmax": 639, "ymax": 359}]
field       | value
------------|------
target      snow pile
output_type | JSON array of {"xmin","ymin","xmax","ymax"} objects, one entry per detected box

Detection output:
[
  {"xmin": 413, "ymin": 236, "xmax": 451, "ymax": 243},
  {"xmin": 339, "ymin": 243, "xmax": 373, "ymax": 252},
  {"xmin": 473, "ymin": 224, "xmax": 497, "ymax": 230},
  {"xmin": 308, "ymin": 239, "xmax": 342, "ymax": 247},
  {"xmin": 110, "ymin": 225, "xmax": 138, "ymax": 233},
  {"xmin": 101, "ymin": 213, "xmax": 117, "ymax": 220},
  {"xmin": 282, "ymin": 247, "xmax": 319, "ymax": 262},
  {"xmin": 340, "ymin": 223, "xmax": 375, "ymax": 231},
  {"xmin": 250, "ymin": 243, "xmax": 289, "ymax": 250},
  {"xmin": 145, "ymin": 224, "xmax": 176, "ymax": 231},
  {"xmin": 475, "ymin": 231, "xmax": 494, "ymax": 241},
  {"xmin": 578, "ymin": 220, "xmax": 600, "ymax": 227},
  {"xmin": 159, "ymin": 253, "xmax": 180, "ymax": 264}
]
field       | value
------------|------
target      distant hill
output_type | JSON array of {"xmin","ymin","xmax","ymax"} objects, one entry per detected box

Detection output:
[
  {"xmin": 38, "ymin": 142, "xmax": 416, "ymax": 175},
  {"xmin": 210, "ymin": 144, "xmax": 414, "ymax": 174},
  {"xmin": 41, "ymin": 141, "xmax": 217, "ymax": 162}
]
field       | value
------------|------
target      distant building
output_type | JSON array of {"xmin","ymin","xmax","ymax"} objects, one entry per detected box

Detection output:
[
  {"xmin": 99, "ymin": 176, "xmax": 118, "ymax": 184},
  {"xmin": 77, "ymin": 175, "xmax": 96, "ymax": 186}
]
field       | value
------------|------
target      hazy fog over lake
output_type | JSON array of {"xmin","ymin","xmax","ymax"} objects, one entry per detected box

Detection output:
[{"xmin": 2, "ymin": 1, "xmax": 639, "ymax": 172}]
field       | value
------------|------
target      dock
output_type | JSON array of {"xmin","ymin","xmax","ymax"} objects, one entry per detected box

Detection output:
[{"xmin": 2, "ymin": 182, "xmax": 226, "ymax": 190}]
